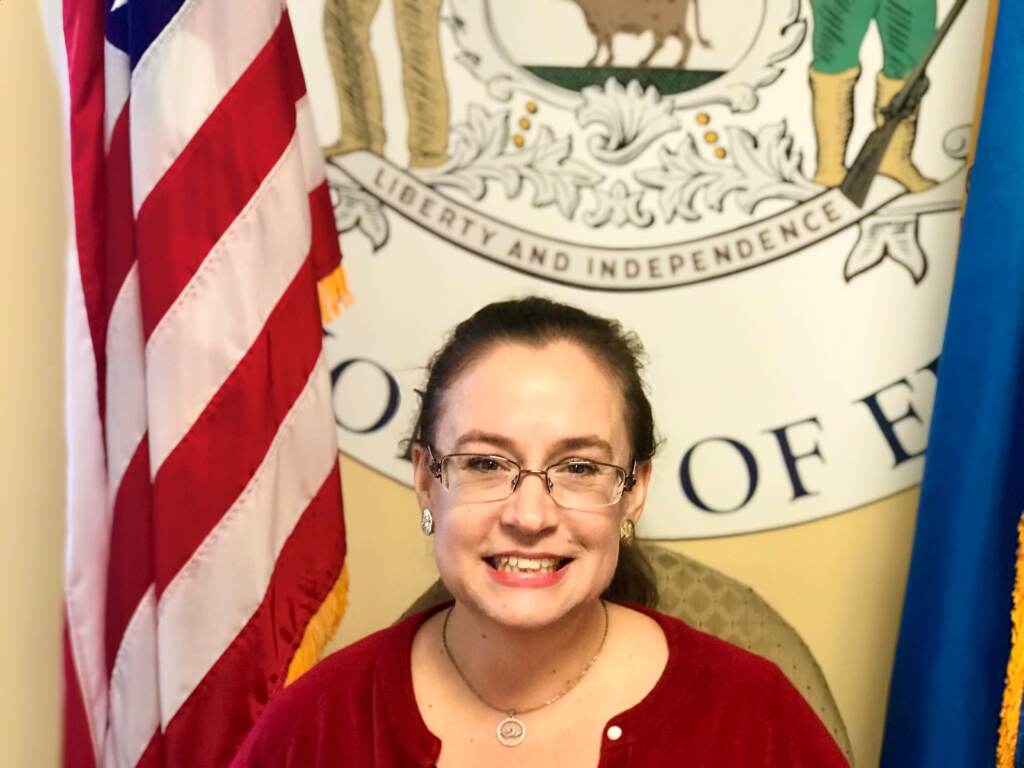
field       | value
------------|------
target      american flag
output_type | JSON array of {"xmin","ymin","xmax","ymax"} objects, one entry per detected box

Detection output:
[{"xmin": 59, "ymin": 1, "xmax": 347, "ymax": 765}]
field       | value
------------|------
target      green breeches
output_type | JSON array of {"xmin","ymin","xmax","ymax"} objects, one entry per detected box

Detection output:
[{"xmin": 810, "ymin": 0, "xmax": 936, "ymax": 78}]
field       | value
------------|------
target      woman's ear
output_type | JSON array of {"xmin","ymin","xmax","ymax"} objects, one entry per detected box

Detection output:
[
  {"xmin": 624, "ymin": 459, "xmax": 652, "ymax": 524},
  {"xmin": 410, "ymin": 443, "xmax": 435, "ymax": 511}
]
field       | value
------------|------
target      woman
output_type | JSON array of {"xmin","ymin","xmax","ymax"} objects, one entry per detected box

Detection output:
[{"xmin": 233, "ymin": 298, "xmax": 847, "ymax": 766}]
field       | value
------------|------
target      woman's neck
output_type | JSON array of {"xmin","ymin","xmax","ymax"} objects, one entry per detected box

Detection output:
[{"xmin": 441, "ymin": 599, "xmax": 608, "ymax": 714}]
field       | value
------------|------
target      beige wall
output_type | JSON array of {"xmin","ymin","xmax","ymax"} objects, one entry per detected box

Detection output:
[
  {"xmin": 1, "ymin": 2, "xmax": 67, "ymax": 766},
  {"xmin": 3, "ymin": 3, "xmax": 917, "ymax": 766}
]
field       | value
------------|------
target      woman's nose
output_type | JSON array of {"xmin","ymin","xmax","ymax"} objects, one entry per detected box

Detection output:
[{"xmin": 500, "ymin": 471, "xmax": 558, "ymax": 535}]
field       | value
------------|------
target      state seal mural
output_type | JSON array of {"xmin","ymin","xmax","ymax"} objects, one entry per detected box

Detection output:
[{"xmin": 291, "ymin": 0, "xmax": 987, "ymax": 538}]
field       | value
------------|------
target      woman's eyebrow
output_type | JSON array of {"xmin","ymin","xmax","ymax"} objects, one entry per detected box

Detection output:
[
  {"xmin": 550, "ymin": 435, "xmax": 614, "ymax": 457},
  {"xmin": 450, "ymin": 432, "xmax": 614, "ymax": 459},
  {"xmin": 452, "ymin": 430, "xmax": 518, "ymax": 453}
]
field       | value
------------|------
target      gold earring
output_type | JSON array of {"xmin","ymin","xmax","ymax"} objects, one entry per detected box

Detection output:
[
  {"xmin": 421, "ymin": 508, "xmax": 434, "ymax": 536},
  {"xmin": 619, "ymin": 518, "xmax": 635, "ymax": 546}
]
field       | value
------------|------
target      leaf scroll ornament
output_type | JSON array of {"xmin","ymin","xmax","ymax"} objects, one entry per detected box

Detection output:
[
  {"xmin": 420, "ymin": 105, "xmax": 604, "ymax": 219},
  {"xmin": 576, "ymin": 78, "xmax": 681, "ymax": 166},
  {"xmin": 326, "ymin": 161, "xmax": 390, "ymax": 250},
  {"xmin": 635, "ymin": 121, "xmax": 819, "ymax": 222},
  {"xmin": 582, "ymin": 181, "xmax": 654, "ymax": 228}
]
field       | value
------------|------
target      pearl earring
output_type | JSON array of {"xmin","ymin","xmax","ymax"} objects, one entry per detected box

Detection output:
[{"xmin": 421, "ymin": 508, "xmax": 434, "ymax": 536}]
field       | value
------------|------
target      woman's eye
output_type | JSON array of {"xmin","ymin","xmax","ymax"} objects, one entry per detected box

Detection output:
[
  {"xmin": 564, "ymin": 461, "xmax": 598, "ymax": 476},
  {"xmin": 465, "ymin": 457, "xmax": 501, "ymax": 472}
]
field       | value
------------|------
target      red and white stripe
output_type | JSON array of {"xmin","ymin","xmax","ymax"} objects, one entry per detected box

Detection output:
[{"xmin": 59, "ymin": 1, "xmax": 346, "ymax": 765}]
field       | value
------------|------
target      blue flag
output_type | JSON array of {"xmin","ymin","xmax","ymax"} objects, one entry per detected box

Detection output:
[{"xmin": 880, "ymin": 4, "xmax": 1024, "ymax": 766}]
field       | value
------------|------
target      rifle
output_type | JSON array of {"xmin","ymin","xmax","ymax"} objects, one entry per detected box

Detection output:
[{"xmin": 840, "ymin": 0, "xmax": 971, "ymax": 206}]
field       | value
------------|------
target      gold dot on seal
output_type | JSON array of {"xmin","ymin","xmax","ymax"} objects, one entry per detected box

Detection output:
[
  {"xmin": 714, "ymin": 147, "xmax": 727, "ymax": 159},
  {"xmin": 513, "ymin": 134, "xmax": 525, "ymax": 147},
  {"xmin": 704, "ymin": 130, "xmax": 719, "ymax": 144},
  {"xmin": 519, "ymin": 117, "xmax": 531, "ymax": 130},
  {"xmin": 696, "ymin": 112, "xmax": 710, "ymax": 125},
  {"xmin": 526, "ymin": 100, "xmax": 539, "ymax": 114}
]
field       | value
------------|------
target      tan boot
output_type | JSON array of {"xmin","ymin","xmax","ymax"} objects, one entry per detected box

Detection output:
[
  {"xmin": 809, "ymin": 66, "xmax": 859, "ymax": 187},
  {"xmin": 874, "ymin": 72, "xmax": 936, "ymax": 193},
  {"xmin": 395, "ymin": 0, "xmax": 449, "ymax": 168}
]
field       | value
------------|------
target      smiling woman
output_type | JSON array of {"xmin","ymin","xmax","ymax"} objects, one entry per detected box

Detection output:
[{"xmin": 231, "ymin": 298, "xmax": 848, "ymax": 767}]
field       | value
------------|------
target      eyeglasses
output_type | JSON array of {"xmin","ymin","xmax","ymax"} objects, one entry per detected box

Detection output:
[{"xmin": 427, "ymin": 446, "xmax": 637, "ymax": 509}]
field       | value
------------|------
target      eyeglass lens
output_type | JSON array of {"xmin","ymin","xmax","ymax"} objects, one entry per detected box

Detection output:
[{"xmin": 442, "ymin": 455, "xmax": 624, "ymax": 508}]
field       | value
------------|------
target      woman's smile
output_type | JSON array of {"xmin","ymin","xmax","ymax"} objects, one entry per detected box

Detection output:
[{"xmin": 483, "ymin": 552, "xmax": 574, "ymax": 588}]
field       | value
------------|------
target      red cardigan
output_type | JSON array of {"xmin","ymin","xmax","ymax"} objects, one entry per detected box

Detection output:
[{"xmin": 232, "ymin": 603, "xmax": 848, "ymax": 767}]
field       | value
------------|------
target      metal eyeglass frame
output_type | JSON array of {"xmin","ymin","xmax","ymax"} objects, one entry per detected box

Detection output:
[{"xmin": 426, "ymin": 445, "xmax": 637, "ymax": 508}]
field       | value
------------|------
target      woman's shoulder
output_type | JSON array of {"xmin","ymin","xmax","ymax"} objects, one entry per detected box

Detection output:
[
  {"xmin": 231, "ymin": 608, "xmax": 438, "ymax": 766},
  {"xmin": 233, "ymin": 624, "xmax": 398, "ymax": 753},
  {"xmin": 618, "ymin": 604, "xmax": 826, "ymax": 727},
  {"xmin": 623, "ymin": 602, "xmax": 781, "ymax": 679},
  {"xmin": 299, "ymin": 622, "xmax": 393, "ymax": 688},
  {"xmin": 315, "ymin": 618, "xmax": 408, "ymax": 678},
  {"xmin": 284, "ymin": 616, "xmax": 410, "ymax": 701},
  {"xmin": 619, "ymin": 603, "xmax": 848, "ymax": 766}
]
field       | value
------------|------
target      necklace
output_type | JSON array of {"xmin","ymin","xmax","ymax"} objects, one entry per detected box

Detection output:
[{"xmin": 441, "ymin": 600, "xmax": 610, "ymax": 748}]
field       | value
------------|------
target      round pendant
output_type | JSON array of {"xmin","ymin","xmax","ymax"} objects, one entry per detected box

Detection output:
[{"xmin": 496, "ymin": 715, "xmax": 526, "ymax": 747}]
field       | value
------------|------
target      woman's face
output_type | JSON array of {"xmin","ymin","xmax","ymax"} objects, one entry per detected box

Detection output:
[{"xmin": 412, "ymin": 340, "xmax": 651, "ymax": 631}]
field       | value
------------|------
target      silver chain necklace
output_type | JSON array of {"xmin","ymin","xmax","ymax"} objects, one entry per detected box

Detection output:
[{"xmin": 440, "ymin": 600, "xmax": 610, "ymax": 747}]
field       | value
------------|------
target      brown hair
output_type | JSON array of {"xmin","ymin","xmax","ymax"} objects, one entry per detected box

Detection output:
[{"xmin": 408, "ymin": 297, "xmax": 659, "ymax": 607}]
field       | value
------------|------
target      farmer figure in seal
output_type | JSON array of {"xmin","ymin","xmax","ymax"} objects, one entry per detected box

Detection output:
[
  {"xmin": 809, "ymin": 0, "xmax": 938, "ymax": 191},
  {"xmin": 322, "ymin": 0, "xmax": 449, "ymax": 168}
]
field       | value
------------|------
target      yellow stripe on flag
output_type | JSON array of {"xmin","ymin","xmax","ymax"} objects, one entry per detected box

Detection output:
[{"xmin": 998, "ymin": 515, "xmax": 1024, "ymax": 767}]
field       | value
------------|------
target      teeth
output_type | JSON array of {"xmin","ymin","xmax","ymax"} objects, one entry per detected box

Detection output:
[{"xmin": 492, "ymin": 556, "xmax": 562, "ymax": 573}]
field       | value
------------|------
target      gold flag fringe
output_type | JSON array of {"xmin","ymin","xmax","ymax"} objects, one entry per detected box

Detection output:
[
  {"xmin": 285, "ymin": 263, "xmax": 353, "ymax": 684},
  {"xmin": 317, "ymin": 264, "xmax": 353, "ymax": 324},
  {"xmin": 286, "ymin": 562, "xmax": 350, "ymax": 686},
  {"xmin": 997, "ymin": 515, "xmax": 1024, "ymax": 766}
]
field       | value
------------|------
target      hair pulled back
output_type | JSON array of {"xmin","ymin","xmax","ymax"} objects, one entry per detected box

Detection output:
[{"xmin": 408, "ymin": 296, "xmax": 659, "ymax": 607}]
